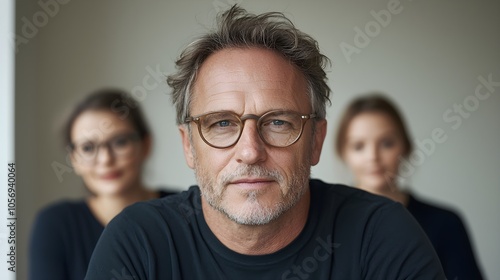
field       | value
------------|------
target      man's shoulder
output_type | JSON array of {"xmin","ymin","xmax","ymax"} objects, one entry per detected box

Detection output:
[
  {"xmin": 310, "ymin": 178, "xmax": 397, "ymax": 209},
  {"xmin": 146, "ymin": 185, "xmax": 200, "ymax": 210},
  {"xmin": 309, "ymin": 179, "xmax": 411, "ymax": 230},
  {"xmin": 307, "ymin": 179, "xmax": 446, "ymax": 279}
]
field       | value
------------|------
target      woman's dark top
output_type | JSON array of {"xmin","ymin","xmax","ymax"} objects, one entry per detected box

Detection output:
[
  {"xmin": 28, "ymin": 190, "xmax": 176, "ymax": 280},
  {"xmin": 406, "ymin": 194, "xmax": 483, "ymax": 280}
]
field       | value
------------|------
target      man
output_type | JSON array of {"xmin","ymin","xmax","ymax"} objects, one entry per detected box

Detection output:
[{"xmin": 86, "ymin": 6, "xmax": 445, "ymax": 279}]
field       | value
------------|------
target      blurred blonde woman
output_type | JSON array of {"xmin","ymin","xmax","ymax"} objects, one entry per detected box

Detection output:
[
  {"xmin": 335, "ymin": 94, "xmax": 483, "ymax": 280},
  {"xmin": 29, "ymin": 89, "xmax": 176, "ymax": 280}
]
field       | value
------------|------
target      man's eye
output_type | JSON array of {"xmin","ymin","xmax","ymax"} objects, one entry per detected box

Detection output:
[
  {"xmin": 262, "ymin": 118, "xmax": 293, "ymax": 132},
  {"xmin": 216, "ymin": 120, "xmax": 232, "ymax": 127},
  {"xmin": 207, "ymin": 118, "xmax": 238, "ymax": 130},
  {"xmin": 270, "ymin": 120, "xmax": 285, "ymax": 126}
]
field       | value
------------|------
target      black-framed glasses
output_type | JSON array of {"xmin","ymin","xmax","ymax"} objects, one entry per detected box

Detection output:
[
  {"xmin": 184, "ymin": 110, "xmax": 316, "ymax": 149},
  {"xmin": 70, "ymin": 132, "xmax": 141, "ymax": 163}
]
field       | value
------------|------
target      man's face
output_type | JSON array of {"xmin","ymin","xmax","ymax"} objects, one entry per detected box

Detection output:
[{"xmin": 180, "ymin": 47, "xmax": 326, "ymax": 226}]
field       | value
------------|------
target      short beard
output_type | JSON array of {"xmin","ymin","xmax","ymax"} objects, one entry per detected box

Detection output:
[{"xmin": 194, "ymin": 158, "xmax": 311, "ymax": 226}]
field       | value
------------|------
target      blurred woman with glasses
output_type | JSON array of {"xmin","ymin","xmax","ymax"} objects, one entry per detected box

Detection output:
[
  {"xmin": 29, "ymin": 89, "xmax": 176, "ymax": 280},
  {"xmin": 335, "ymin": 93, "xmax": 483, "ymax": 280}
]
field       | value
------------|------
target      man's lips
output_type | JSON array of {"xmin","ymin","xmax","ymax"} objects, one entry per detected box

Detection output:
[{"xmin": 229, "ymin": 178, "xmax": 275, "ymax": 190}]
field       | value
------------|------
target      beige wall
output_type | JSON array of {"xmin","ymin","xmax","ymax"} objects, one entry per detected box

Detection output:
[{"xmin": 16, "ymin": 0, "xmax": 499, "ymax": 279}]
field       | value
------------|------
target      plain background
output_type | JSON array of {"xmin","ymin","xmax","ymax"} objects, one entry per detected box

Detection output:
[{"xmin": 15, "ymin": 0, "xmax": 499, "ymax": 279}]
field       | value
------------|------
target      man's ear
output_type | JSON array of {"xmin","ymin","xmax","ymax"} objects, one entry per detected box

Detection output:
[
  {"xmin": 311, "ymin": 119, "xmax": 327, "ymax": 166},
  {"xmin": 179, "ymin": 125, "xmax": 195, "ymax": 169}
]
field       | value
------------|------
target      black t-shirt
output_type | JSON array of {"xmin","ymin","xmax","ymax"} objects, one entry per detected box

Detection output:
[
  {"xmin": 29, "ymin": 190, "xmax": 176, "ymax": 280},
  {"xmin": 85, "ymin": 179, "xmax": 445, "ymax": 279}
]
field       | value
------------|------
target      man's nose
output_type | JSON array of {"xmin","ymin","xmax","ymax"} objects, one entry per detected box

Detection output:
[{"xmin": 233, "ymin": 120, "xmax": 268, "ymax": 165}]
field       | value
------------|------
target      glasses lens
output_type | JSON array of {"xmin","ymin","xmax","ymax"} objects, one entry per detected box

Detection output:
[
  {"xmin": 199, "ymin": 112, "xmax": 241, "ymax": 147},
  {"xmin": 259, "ymin": 111, "xmax": 302, "ymax": 147},
  {"xmin": 75, "ymin": 142, "xmax": 97, "ymax": 160},
  {"xmin": 109, "ymin": 134, "xmax": 137, "ymax": 156},
  {"xmin": 72, "ymin": 133, "xmax": 139, "ymax": 163}
]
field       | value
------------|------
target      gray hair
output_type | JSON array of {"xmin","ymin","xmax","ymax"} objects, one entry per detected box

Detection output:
[{"xmin": 167, "ymin": 5, "xmax": 331, "ymax": 125}]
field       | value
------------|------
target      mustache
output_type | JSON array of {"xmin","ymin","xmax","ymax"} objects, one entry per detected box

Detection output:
[{"xmin": 219, "ymin": 165, "xmax": 284, "ymax": 186}]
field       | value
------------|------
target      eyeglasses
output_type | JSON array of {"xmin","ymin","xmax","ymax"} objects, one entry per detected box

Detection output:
[
  {"xmin": 70, "ymin": 132, "xmax": 141, "ymax": 163},
  {"xmin": 184, "ymin": 110, "xmax": 316, "ymax": 149}
]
